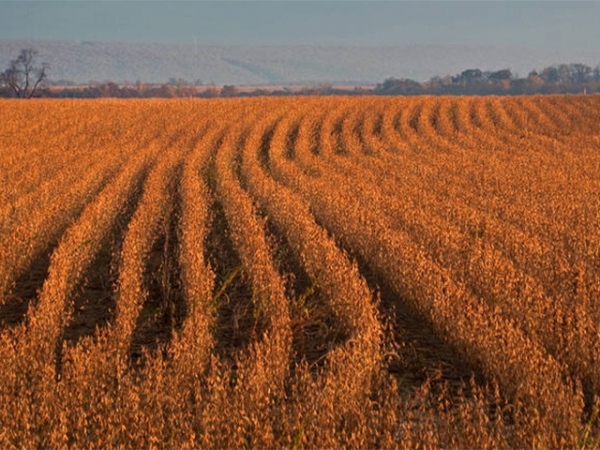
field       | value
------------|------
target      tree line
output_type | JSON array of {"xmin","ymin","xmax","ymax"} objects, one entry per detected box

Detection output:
[
  {"xmin": 375, "ymin": 65, "xmax": 600, "ymax": 96},
  {"xmin": 2, "ymin": 48, "xmax": 600, "ymax": 98}
]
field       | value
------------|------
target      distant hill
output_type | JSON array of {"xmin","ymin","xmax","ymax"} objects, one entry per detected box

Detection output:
[{"xmin": 1, "ymin": 39, "xmax": 599, "ymax": 86}]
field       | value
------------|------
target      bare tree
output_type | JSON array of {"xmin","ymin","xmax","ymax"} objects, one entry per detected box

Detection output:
[{"xmin": 1, "ymin": 48, "xmax": 49, "ymax": 98}]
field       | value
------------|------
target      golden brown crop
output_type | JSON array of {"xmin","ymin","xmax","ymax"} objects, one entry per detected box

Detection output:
[{"xmin": 1, "ymin": 96, "xmax": 600, "ymax": 448}]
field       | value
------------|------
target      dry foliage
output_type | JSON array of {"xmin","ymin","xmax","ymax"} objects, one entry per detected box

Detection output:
[{"xmin": 1, "ymin": 96, "xmax": 600, "ymax": 448}]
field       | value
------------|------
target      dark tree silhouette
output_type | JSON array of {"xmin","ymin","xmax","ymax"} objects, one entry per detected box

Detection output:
[
  {"xmin": 1, "ymin": 48, "xmax": 49, "ymax": 98},
  {"xmin": 488, "ymin": 69, "xmax": 512, "ymax": 82},
  {"xmin": 220, "ymin": 85, "xmax": 238, "ymax": 97}
]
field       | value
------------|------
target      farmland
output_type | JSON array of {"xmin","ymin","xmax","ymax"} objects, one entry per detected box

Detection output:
[{"xmin": 1, "ymin": 96, "xmax": 600, "ymax": 448}]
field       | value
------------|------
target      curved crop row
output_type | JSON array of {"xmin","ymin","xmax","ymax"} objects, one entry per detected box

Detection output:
[
  {"xmin": 214, "ymin": 104, "xmax": 292, "ymax": 350},
  {"xmin": 25, "ymin": 140, "xmax": 163, "ymax": 364},
  {"xmin": 209, "ymin": 101, "xmax": 297, "ymax": 447},
  {"xmin": 111, "ymin": 127, "xmax": 197, "ymax": 356},
  {"xmin": 243, "ymin": 101, "xmax": 382, "ymax": 367},
  {"xmin": 269, "ymin": 99, "xmax": 583, "ymax": 445},
  {"xmin": 361, "ymin": 113, "xmax": 600, "ymax": 394},
  {"xmin": 0, "ymin": 141, "xmax": 131, "ymax": 306},
  {"xmin": 2, "ymin": 97, "xmax": 600, "ymax": 448},
  {"xmin": 171, "ymin": 124, "xmax": 223, "ymax": 368}
]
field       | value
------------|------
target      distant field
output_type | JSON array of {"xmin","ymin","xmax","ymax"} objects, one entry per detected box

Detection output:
[
  {"xmin": 5, "ymin": 40, "xmax": 600, "ymax": 85},
  {"xmin": 1, "ymin": 96, "xmax": 600, "ymax": 448}
]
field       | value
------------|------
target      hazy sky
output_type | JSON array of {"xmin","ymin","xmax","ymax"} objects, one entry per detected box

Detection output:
[{"xmin": 0, "ymin": 1, "xmax": 598, "ymax": 49}]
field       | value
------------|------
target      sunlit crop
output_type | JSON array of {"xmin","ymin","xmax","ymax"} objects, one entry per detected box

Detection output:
[{"xmin": 1, "ymin": 96, "xmax": 600, "ymax": 448}]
